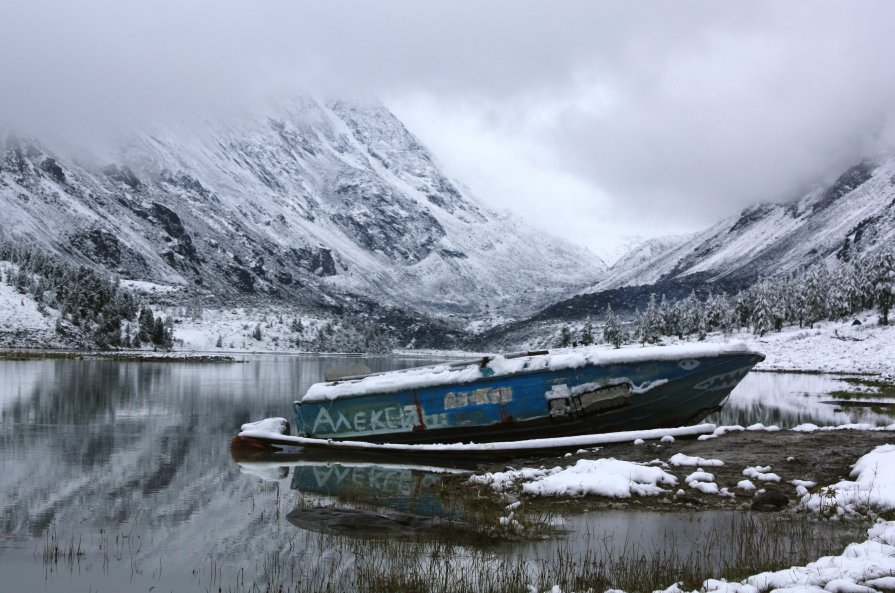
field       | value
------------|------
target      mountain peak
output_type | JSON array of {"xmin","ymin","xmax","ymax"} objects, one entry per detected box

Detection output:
[{"xmin": 0, "ymin": 96, "xmax": 605, "ymax": 320}]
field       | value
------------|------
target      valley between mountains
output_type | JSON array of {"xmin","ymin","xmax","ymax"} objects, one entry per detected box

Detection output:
[{"xmin": 1, "ymin": 96, "xmax": 894, "ymax": 352}]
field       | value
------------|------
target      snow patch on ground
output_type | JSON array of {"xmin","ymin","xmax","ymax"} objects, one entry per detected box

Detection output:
[
  {"xmin": 669, "ymin": 453, "xmax": 725, "ymax": 467},
  {"xmin": 686, "ymin": 469, "xmax": 720, "ymax": 495},
  {"xmin": 119, "ymin": 280, "xmax": 183, "ymax": 294},
  {"xmin": 743, "ymin": 466, "xmax": 782, "ymax": 482},
  {"xmin": 793, "ymin": 423, "xmax": 895, "ymax": 433},
  {"xmin": 470, "ymin": 458, "xmax": 679, "ymax": 498},
  {"xmin": 802, "ymin": 444, "xmax": 895, "ymax": 514},
  {"xmin": 746, "ymin": 423, "xmax": 781, "ymax": 432}
]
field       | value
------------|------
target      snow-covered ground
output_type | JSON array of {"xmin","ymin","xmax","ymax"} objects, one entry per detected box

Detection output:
[
  {"xmin": 733, "ymin": 312, "xmax": 895, "ymax": 376},
  {"xmin": 2, "ymin": 263, "xmax": 894, "ymax": 380},
  {"xmin": 160, "ymin": 305, "xmax": 895, "ymax": 379},
  {"xmin": 167, "ymin": 305, "xmax": 325, "ymax": 352},
  {"xmin": 0, "ymin": 263, "xmax": 76, "ymax": 348},
  {"xmin": 543, "ymin": 311, "xmax": 894, "ymax": 378}
]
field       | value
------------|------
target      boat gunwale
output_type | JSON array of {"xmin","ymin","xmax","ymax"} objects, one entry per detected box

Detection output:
[{"xmin": 297, "ymin": 346, "xmax": 765, "ymax": 405}]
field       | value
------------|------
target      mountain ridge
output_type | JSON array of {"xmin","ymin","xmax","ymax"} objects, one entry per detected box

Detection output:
[
  {"xmin": 473, "ymin": 155, "xmax": 895, "ymax": 350},
  {"xmin": 0, "ymin": 96, "xmax": 606, "ymax": 326},
  {"xmin": 591, "ymin": 156, "xmax": 895, "ymax": 293}
]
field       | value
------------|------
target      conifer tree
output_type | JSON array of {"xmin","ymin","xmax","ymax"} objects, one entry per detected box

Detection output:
[
  {"xmin": 678, "ymin": 291, "xmax": 702, "ymax": 338},
  {"xmin": 802, "ymin": 265, "xmax": 831, "ymax": 328},
  {"xmin": 750, "ymin": 281, "xmax": 775, "ymax": 337},
  {"xmin": 138, "ymin": 308, "xmax": 155, "ymax": 342},
  {"xmin": 602, "ymin": 305, "xmax": 622, "ymax": 349},
  {"xmin": 658, "ymin": 294, "xmax": 677, "ymax": 336},
  {"xmin": 870, "ymin": 250, "xmax": 895, "ymax": 325},
  {"xmin": 580, "ymin": 320, "xmax": 594, "ymax": 346},
  {"xmin": 559, "ymin": 325, "xmax": 572, "ymax": 347},
  {"xmin": 638, "ymin": 294, "xmax": 662, "ymax": 344}
]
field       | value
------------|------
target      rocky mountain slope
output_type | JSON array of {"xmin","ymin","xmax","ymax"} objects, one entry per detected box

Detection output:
[
  {"xmin": 0, "ymin": 96, "xmax": 604, "ymax": 325},
  {"xmin": 592, "ymin": 156, "xmax": 895, "ymax": 292},
  {"xmin": 475, "ymin": 155, "xmax": 895, "ymax": 350}
]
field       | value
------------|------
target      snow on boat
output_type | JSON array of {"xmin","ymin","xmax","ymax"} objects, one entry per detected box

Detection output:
[{"xmin": 288, "ymin": 343, "xmax": 764, "ymax": 445}]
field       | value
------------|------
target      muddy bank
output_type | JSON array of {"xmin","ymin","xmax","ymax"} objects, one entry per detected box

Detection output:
[{"xmin": 471, "ymin": 429, "xmax": 895, "ymax": 514}]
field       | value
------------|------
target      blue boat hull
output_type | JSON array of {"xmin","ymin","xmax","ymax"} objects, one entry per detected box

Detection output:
[{"xmin": 293, "ymin": 351, "xmax": 763, "ymax": 444}]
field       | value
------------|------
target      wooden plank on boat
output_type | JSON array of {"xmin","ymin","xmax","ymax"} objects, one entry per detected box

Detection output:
[{"xmin": 232, "ymin": 423, "xmax": 716, "ymax": 460}]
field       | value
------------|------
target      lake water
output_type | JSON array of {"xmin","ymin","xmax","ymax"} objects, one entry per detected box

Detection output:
[{"xmin": 0, "ymin": 356, "xmax": 888, "ymax": 592}]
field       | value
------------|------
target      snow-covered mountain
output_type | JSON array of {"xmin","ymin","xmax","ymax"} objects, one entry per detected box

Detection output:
[
  {"xmin": 0, "ymin": 96, "xmax": 605, "ymax": 320},
  {"xmin": 473, "ymin": 155, "xmax": 895, "ymax": 350},
  {"xmin": 591, "ymin": 157, "xmax": 895, "ymax": 292}
]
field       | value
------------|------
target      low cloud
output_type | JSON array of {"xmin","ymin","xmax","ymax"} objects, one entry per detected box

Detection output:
[{"xmin": 3, "ymin": 1, "xmax": 894, "ymax": 252}]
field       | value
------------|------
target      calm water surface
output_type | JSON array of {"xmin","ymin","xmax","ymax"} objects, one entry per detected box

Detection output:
[{"xmin": 0, "ymin": 357, "xmax": 888, "ymax": 592}]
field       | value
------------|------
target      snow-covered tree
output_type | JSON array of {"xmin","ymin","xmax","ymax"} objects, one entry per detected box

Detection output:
[
  {"xmin": 658, "ymin": 294, "xmax": 678, "ymax": 337},
  {"xmin": 733, "ymin": 290, "xmax": 751, "ymax": 330},
  {"xmin": 636, "ymin": 294, "xmax": 662, "ymax": 344},
  {"xmin": 802, "ymin": 264, "xmax": 831, "ymax": 328},
  {"xmin": 602, "ymin": 305, "xmax": 622, "ymax": 349},
  {"xmin": 677, "ymin": 291, "xmax": 703, "ymax": 338},
  {"xmin": 869, "ymin": 250, "xmax": 895, "ymax": 325},
  {"xmin": 750, "ymin": 280, "xmax": 775, "ymax": 337},
  {"xmin": 827, "ymin": 267, "xmax": 851, "ymax": 321},
  {"xmin": 842, "ymin": 259, "xmax": 868, "ymax": 314},
  {"xmin": 558, "ymin": 325, "xmax": 572, "ymax": 347},
  {"xmin": 580, "ymin": 320, "xmax": 595, "ymax": 346}
]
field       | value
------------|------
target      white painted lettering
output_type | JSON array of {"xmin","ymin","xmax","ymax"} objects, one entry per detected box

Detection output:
[
  {"xmin": 334, "ymin": 412, "xmax": 353, "ymax": 432},
  {"xmin": 402, "ymin": 405, "xmax": 417, "ymax": 428},
  {"xmin": 312, "ymin": 407, "xmax": 336, "ymax": 433},
  {"xmin": 370, "ymin": 409, "xmax": 386, "ymax": 430},
  {"xmin": 384, "ymin": 407, "xmax": 401, "ymax": 428}
]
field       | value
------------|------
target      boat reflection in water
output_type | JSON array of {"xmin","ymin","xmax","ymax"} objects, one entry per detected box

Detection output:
[{"xmin": 237, "ymin": 454, "xmax": 477, "ymax": 538}]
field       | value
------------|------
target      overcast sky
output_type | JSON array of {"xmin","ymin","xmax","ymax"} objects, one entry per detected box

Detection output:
[{"xmin": 3, "ymin": 1, "xmax": 895, "ymax": 258}]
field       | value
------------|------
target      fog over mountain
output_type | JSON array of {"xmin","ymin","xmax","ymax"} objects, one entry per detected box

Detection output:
[
  {"xmin": 4, "ymin": 1, "xmax": 895, "ymax": 256},
  {"xmin": 0, "ymin": 96, "xmax": 604, "ymax": 325}
]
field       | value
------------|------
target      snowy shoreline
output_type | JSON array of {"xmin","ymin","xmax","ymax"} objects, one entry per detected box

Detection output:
[
  {"xmin": 3, "ymin": 314, "xmax": 892, "ymax": 382},
  {"xmin": 3, "ymin": 260, "xmax": 893, "ymax": 378}
]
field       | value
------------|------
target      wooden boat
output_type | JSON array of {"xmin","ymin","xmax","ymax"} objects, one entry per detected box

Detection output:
[{"xmin": 288, "ymin": 343, "xmax": 763, "ymax": 445}]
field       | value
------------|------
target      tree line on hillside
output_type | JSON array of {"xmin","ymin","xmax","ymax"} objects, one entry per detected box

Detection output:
[
  {"xmin": 0, "ymin": 239, "xmax": 174, "ymax": 349},
  {"xmin": 559, "ymin": 249, "xmax": 895, "ymax": 348}
]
